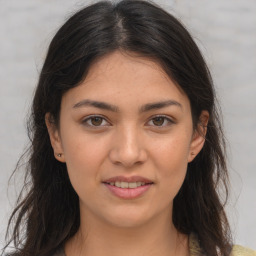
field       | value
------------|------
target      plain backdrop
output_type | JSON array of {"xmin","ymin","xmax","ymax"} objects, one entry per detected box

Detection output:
[{"xmin": 0, "ymin": 0, "xmax": 255, "ymax": 250}]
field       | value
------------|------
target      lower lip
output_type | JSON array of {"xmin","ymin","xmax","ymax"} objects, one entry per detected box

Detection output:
[{"xmin": 103, "ymin": 183, "xmax": 153, "ymax": 199}]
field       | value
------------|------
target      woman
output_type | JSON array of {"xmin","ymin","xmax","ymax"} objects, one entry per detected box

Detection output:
[{"xmin": 2, "ymin": 1, "xmax": 255, "ymax": 256}]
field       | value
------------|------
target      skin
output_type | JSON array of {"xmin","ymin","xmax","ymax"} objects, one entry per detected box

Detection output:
[{"xmin": 46, "ymin": 51, "xmax": 209, "ymax": 256}]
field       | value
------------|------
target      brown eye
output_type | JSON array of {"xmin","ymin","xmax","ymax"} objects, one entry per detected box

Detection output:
[
  {"xmin": 152, "ymin": 117, "xmax": 165, "ymax": 126},
  {"xmin": 91, "ymin": 117, "xmax": 103, "ymax": 126},
  {"xmin": 82, "ymin": 115, "xmax": 110, "ymax": 127},
  {"xmin": 148, "ymin": 115, "xmax": 175, "ymax": 127}
]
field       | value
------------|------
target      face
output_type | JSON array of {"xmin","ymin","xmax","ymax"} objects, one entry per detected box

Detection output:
[{"xmin": 46, "ymin": 51, "xmax": 207, "ymax": 229}]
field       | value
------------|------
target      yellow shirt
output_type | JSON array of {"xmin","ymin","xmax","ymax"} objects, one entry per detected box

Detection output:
[
  {"xmin": 189, "ymin": 233, "xmax": 256, "ymax": 256},
  {"xmin": 231, "ymin": 245, "xmax": 256, "ymax": 256}
]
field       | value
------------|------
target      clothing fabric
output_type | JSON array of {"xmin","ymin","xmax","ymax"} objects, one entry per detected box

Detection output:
[
  {"xmin": 53, "ymin": 233, "xmax": 256, "ymax": 256},
  {"xmin": 189, "ymin": 233, "xmax": 256, "ymax": 256},
  {"xmin": 231, "ymin": 245, "xmax": 256, "ymax": 256}
]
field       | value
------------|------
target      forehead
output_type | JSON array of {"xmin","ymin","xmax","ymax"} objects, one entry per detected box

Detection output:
[
  {"xmin": 61, "ymin": 51, "xmax": 190, "ymax": 112},
  {"xmin": 84, "ymin": 51, "xmax": 177, "ymax": 89}
]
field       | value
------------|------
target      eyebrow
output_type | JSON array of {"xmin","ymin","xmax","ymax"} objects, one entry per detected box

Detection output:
[{"xmin": 73, "ymin": 99, "xmax": 182, "ymax": 113}]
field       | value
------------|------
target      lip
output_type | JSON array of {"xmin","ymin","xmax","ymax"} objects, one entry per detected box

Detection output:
[
  {"xmin": 103, "ymin": 183, "xmax": 153, "ymax": 199},
  {"xmin": 102, "ymin": 175, "xmax": 154, "ymax": 184}
]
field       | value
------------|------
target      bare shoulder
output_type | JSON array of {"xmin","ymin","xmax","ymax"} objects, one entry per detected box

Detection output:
[{"xmin": 231, "ymin": 245, "xmax": 256, "ymax": 256}]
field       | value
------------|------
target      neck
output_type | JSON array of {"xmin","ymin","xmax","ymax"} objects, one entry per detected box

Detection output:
[{"xmin": 65, "ymin": 206, "xmax": 189, "ymax": 256}]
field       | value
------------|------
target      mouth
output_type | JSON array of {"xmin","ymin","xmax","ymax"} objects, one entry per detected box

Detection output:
[
  {"xmin": 102, "ymin": 175, "xmax": 154, "ymax": 188},
  {"xmin": 103, "ymin": 181, "xmax": 153, "ymax": 189},
  {"xmin": 102, "ymin": 176, "xmax": 154, "ymax": 199}
]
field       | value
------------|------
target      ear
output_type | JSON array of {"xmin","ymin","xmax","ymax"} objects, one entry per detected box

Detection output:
[
  {"xmin": 45, "ymin": 113, "xmax": 66, "ymax": 163},
  {"xmin": 188, "ymin": 110, "xmax": 209, "ymax": 163}
]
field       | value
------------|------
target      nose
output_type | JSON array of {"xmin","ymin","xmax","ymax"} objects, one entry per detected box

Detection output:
[{"xmin": 109, "ymin": 125, "xmax": 148, "ymax": 168}]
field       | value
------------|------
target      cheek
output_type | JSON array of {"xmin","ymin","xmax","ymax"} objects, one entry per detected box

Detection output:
[
  {"xmin": 62, "ymin": 123, "xmax": 108, "ymax": 164},
  {"xmin": 154, "ymin": 134, "xmax": 190, "ymax": 168},
  {"xmin": 151, "ymin": 133, "xmax": 191, "ymax": 194},
  {"xmin": 61, "ymin": 131, "xmax": 110, "ymax": 192}
]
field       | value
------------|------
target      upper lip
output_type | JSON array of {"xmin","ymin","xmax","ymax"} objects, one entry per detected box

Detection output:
[{"xmin": 103, "ymin": 176, "xmax": 154, "ymax": 184}]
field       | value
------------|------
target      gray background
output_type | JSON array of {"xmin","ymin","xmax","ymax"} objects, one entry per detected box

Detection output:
[{"xmin": 0, "ymin": 0, "xmax": 255, "ymax": 250}]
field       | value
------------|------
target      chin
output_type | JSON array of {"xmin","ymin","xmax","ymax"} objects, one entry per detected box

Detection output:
[{"xmin": 103, "ymin": 208, "xmax": 153, "ymax": 229}]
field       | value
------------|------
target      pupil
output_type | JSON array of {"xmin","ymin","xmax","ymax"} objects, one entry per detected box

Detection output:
[
  {"xmin": 153, "ymin": 117, "xmax": 164, "ymax": 126},
  {"xmin": 92, "ymin": 117, "xmax": 102, "ymax": 126}
]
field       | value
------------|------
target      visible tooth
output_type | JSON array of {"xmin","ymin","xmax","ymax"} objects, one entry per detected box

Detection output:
[
  {"xmin": 128, "ymin": 182, "xmax": 137, "ymax": 188},
  {"xmin": 115, "ymin": 181, "xmax": 121, "ymax": 187},
  {"xmin": 120, "ymin": 182, "xmax": 129, "ymax": 188},
  {"xmin": 112, "ymin": 181, "xmax": 148, "ymax": 188}
]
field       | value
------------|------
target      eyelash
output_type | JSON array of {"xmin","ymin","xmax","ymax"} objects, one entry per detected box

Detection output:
[{"xmin": 81, "ymin": 115, "xmax": 175, "ymax": 128}]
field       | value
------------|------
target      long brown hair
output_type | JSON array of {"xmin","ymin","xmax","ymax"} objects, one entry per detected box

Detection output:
[{"xmin": 2, "ymin": 1, "xmax": 232, "ymax": 255}]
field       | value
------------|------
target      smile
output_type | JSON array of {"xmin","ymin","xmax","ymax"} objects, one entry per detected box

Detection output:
[
  {"xmin": 103, "ymin": 182, "xmax": 153, "ymax": 199},
  {"xmin": 104, "ymin": 181, "xmax": 150, "ymax": 188}
]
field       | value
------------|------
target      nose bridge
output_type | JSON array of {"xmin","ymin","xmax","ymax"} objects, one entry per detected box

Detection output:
[{"xmin": 109, "ymin": 123, "xmax": 147, "ymax": 167}]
